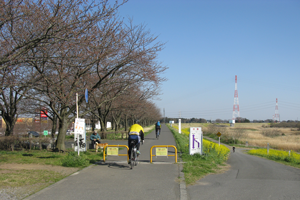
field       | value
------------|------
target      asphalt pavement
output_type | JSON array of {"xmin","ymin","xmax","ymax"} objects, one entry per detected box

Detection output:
[
  {"xmin": 187, "ymin": 139, "xmax": 300, "ymax": 200},
  {"xmin": 25, "ymin": 124, "xmax": 183, "ymax": 200}
]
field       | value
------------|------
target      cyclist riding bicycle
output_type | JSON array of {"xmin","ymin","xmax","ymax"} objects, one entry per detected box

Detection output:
[
  {"xmin": 128, "ymin": 120, "xmax": 144, "ymax": 164},
  {"xmin": 155, "ymin": 121, "xmax": 161, "ymax": 136}
]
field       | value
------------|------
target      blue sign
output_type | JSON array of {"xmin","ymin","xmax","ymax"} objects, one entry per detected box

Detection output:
[{"xmin": 85, "ymin": 89, "xmax": 88, "ymax": 103}]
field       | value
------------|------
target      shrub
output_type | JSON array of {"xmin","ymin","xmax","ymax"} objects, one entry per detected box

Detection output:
[
  {"xmin": 61, "ymin": 151, "xmax": 89, "ymax": 167},
  {"xmin": 261, "ymin": 129, "xmax": 281, "ymax": 137}
]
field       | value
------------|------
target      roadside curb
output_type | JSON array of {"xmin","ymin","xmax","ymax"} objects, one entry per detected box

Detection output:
[
  {"xmin": 24, "ymin": 164, "xmax": 95, "ymax": 200},
  {"xmin": 178, "ymin": 155, "xmax": 188, "ymax": 200}
]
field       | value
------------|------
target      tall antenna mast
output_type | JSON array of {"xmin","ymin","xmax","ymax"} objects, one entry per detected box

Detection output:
[
  {"xmin": 274, "ymin": 98, "xmax": 280, "ymax": 122},
  {"xmin": 232, "ymin": 75, "xmax": 240, "ymax": 121}
]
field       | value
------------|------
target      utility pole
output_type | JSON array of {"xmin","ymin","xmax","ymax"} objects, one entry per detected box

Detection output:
[
  {"xmin": 232, "ymin": 75, "xmax": 240, "ymax": 122},
  {"xmin": 163, "ymin": 108, "xmax": 165, "ymax": 123}
]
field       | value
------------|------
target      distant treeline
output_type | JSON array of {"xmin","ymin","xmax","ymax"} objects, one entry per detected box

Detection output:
[{"xmin": 270, "ymin": 121, "xmax": 300, "ymax": 129}]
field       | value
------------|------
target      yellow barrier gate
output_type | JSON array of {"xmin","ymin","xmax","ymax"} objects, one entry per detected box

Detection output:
[
  {"xmin": 103, "ymin": 145, "xmax": 129, "ymax": 162},
  {"xmin": 150, "ymin": 145, "xmax": 177, "ymax": 163}
]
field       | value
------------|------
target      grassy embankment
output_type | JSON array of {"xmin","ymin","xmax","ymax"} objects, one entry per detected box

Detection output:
[{"xmin": 167, "ymin": 124, "xmax": 230, "ymax": 185}]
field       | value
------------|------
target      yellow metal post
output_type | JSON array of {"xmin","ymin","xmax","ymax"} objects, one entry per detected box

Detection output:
[{"xmin": 150, "ymin": 145, "xmax": 177, "ymax": 163}]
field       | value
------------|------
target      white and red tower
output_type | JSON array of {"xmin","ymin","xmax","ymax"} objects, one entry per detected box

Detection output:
[
  {"xmin": 232, "ymin": 75, "xmax": 240, "ymax": 121},
  {"xmin": 274, "ymin": 98, "xmax": 280, "ymax": 122}
]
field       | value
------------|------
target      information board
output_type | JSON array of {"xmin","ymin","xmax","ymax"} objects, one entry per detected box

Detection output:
[
  {"xmin": 156, "ymin": 147, "xmax": 168, "ymax": 156},
  {"xmin": 189, "ymin": 127, "xmax": 203, "ymax": 155},
  {"xmin": 107, "ymin": 147, "xmax": 118, "ymax": 156},
  {"xmin": 74, "ymin": 118, "xmax": 86, "ymax": 152}
]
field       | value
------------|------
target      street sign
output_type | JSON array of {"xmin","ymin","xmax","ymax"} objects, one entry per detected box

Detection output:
[
  {"xmin": 43, "ymin": 130, "xmax": 48, "ymax": 136},
  {"xmin": 217, "ymin": 132, "xmax": 221, "ymax": 137}
]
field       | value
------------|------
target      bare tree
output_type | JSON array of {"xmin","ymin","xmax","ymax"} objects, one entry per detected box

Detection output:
[
  {"xmin": 1, "ymin": 0, "xmax": 166, "ymax": 152},
  {"xmin": 0, "ymin": 63, "xmax": 39, "ymax": 136},
  {"xmin": 0, "ymin": 0, "xmax": 127, "ymax": 69}
]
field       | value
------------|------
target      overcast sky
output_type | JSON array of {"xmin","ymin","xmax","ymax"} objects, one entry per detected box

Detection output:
[{"xmin": 118, "ymin": 0, "xmax": 300, "ymax": 121}]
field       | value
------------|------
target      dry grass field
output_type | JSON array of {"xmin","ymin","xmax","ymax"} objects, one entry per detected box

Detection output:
[{"xmin": 177, "ymin": 123, "xmax": 300, "ymax": 152}]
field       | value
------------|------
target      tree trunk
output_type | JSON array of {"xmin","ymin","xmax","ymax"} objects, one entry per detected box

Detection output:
[
  {"xmin": 91, "ymin": 115, "xmax": 95, "ymax": 132},
  {"xmin": 55, "ymin": 117, "xmax": 69, "ymax": 152},
  {"xmin": 51, "ymin": 115, "xmax": 58, "ymax": 139},
  {"xmin": 3, "ymin": 116, "xmax": 17, "ymax": 136},
  {"xmin": 99, "ymin": 118, "xmax": 106, "ymax": 132},
  {"xmin": 111, "ymin": 117, "xmax": 114, "ymax": 130},
  {"xmin": 125, "ymin": 114, "xmax": 128, "ymax": 131}
]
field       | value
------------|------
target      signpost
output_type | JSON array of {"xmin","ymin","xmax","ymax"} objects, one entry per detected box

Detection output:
[
  {"xmin": 217, "ymin": 132, "xmax": 221, "ymax": 146},
  {"xmin": 74, "ymin": 118, "xmax": 86, "ymax": 155},
  {"xmin": 189, "ymin": 127, "xmax": 203, "ymax": 155}
]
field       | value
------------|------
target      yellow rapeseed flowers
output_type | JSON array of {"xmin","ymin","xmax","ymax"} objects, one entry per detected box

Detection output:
[{"xmin": 248, "ymin": 149, "xmax": 300, "ymax": 164}]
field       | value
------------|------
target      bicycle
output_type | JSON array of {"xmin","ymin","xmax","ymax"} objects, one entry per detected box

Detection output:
[
  {"xmin": 129, "ymin": 140, "xmax": 138, "ymax": 169},
  {"xmin": 156, "ymin": 129, "xmax": 160, "ymax": 139},
  {"xmin": 129, "ymin": 140, "xmax": 143, "ymax": 169}
]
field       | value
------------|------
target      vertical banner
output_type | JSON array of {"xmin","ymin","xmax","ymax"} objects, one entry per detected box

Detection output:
[
  {"xmin": 74, "ymin": 118, "xmax": 86, "ymax": 152},
  {"xmin": 178, "ymin": 119, "xmax": 181, "ymax": 134},
  {"xmin": 189, "ymin": 127, "xmax": 203, "ymax": 155}
]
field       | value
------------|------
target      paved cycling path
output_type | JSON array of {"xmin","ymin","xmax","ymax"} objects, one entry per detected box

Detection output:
[{"xmin": 25, "ymin": 124, "xmax": 182, "ymax": 200}]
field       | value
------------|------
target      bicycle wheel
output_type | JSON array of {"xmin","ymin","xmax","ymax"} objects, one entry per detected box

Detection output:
[
  {"xmin": 130, "ymin": 149, "xmax": 134, "ymax": 169},
  {"xmin": 134, "ymin": 151, "xmax": 138, "ymax": 166},
  {"xmin": 135, "ymin": 150, "xmax": 138, "ymax": 166}
]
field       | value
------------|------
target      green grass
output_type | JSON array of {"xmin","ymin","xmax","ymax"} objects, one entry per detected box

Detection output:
[
  {"xmin": 0, "ymin": 149, "xmax": 103, "ymax": 167},
  {"xmin": 167, "ymin": 125, "xmax": 230, "ymax": 185}
]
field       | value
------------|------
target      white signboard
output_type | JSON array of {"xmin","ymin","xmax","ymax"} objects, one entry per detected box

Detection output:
[
  {"xmin": 189, "ymin": 127, "xmax": 203, "ymax": 155},
  {"xmin": 74, "ymin": 118, "xmax": 86, "ymax": 152},
  {"xmin": 178, "ymin": 119, "xmax": 181, "ymax": 134}
]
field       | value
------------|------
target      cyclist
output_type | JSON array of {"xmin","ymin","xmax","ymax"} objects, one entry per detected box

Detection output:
[
  {"xmin": 155, "ymin": 121, "xmax": 161, "ymax": 137},
  {"xmin": 128, "ymin": 120, "xmax": 144, "ymax": 164}
]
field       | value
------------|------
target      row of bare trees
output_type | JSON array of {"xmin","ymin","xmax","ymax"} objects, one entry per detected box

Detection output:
[{"xmin": 0, "ymin": 0, "xmax": 166, "ymax": 151}]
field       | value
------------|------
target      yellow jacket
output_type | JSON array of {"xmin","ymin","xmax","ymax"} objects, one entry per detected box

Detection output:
[{"xmin": 128, "ymin": 124, "xmax": 144, "ymax": 140}]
